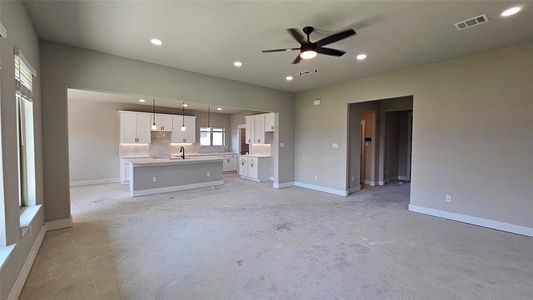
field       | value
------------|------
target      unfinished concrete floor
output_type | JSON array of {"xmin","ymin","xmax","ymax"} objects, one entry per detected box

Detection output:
[{"xmin": 21, "ymin": 175, "xmax": 533, "ymax": 299}]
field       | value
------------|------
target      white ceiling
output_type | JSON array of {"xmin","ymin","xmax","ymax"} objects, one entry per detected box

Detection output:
[
  {"xmin": 24, "ymin": 1, "xmax": 533, "ymax": 92},
  {"xmin": 68, "ymin": 89, "xmax": 253, "ymax": 114}
]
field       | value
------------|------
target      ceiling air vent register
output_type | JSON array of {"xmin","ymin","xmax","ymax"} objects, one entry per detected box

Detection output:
[{"xmin": 455, "ymin": 15, "xmax": 489, "ymax": 31}]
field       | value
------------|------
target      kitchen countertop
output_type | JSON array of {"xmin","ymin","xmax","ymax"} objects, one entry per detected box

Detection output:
[
  {"xmin": 188, "ymin": 152, "xmax": 235, "ymax": 156},
  {"xmin": 126, "ymin": 156, "xmax": 223, "ymax": 167}
]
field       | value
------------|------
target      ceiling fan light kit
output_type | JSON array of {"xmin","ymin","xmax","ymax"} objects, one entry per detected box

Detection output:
[{"xmin": 262, "ymin": 26, "xmax": 356, "ymax": 64}]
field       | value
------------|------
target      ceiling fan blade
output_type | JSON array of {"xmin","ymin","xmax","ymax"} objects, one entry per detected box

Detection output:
[
  {"xmin": 292, "ymin": 55, "xmax": 302, "ymax": 64},
  {"xmin": 317, "ymin": 47, "xmax": 345, "ymax": 57},
  {"xmin": 262, "ymin": 48, "xmax": 300, "ymax": 53},
  {"xmin": 287, "ymin": 28, "xmax": 306, "ymax": 44},
  {"xmin": 316, "ymin": 29, "xmax": 356, "ymax": 46}
]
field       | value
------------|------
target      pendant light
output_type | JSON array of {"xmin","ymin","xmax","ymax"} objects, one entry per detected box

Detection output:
[
  {"xmin": 181, "ymin": 102, "xmax": 187, "ymax": 131},
  {"xmin": 151, "ymin": 99, "xmax": 157, "ymax": 130},
  {"xmin": 206, "ymin": 104, "xmax": 211, "ymax": 131}
]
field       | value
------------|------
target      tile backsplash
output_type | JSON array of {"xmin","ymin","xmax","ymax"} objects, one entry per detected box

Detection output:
[{"xmin": 119, "ymin": 131, "xmax": 231, "ymax": 157}]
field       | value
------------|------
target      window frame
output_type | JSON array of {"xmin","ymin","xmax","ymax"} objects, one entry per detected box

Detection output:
[{"xmin": 200, "ymin": 127, "xmax": 226, "ymax": 147}]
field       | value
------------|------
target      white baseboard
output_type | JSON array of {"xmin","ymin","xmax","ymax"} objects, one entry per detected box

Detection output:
[
  {"xmin": 408, "ymin": 204, "xmax": 533, "ymax": 237},
  {"xmin": 364, "ymin": 180, "xmax": 376, "ymax": 186},
  {"xmin": 273, "ymin": 181, "xmax": 295, "ymax": 189},
  {"xmin": 131, "ymin": 180, "xmax": 224, "ymax": 197},
  {"xmin": 398, "ymin": 176, "xmax": 410, "ymax": 181},
  {"xmin": 294, "ymin": 181, "xmax": 348, "ymax": 196},
  {"xmin": 348, "ymin": 185, "xmax": 361, "ymax": 194},
  {"xmin": 46, "ymin": 217, "xmax": 72, "ymax": 231},
  {"xmin": 7, "ymin": 224, "xmax": 46, "ymax": 300},
  {"xmin": 70, "ymin": 178, "xmax": 120, "ymax": 187},
  {"xmin": 377, "ymin": 180, "xmax": 385, "ymax": 186}
]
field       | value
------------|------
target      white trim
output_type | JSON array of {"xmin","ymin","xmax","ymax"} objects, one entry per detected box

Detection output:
[
  {"xmin": 273, "ymin": 181, "xmax": 295, "ymax": 189},
  {"xmin": 348, "ymin": 185, "xmax": 361, "ymax": 194},
  {"xmin": 7, "ymin": 224, "xmax": 46, "ymax": 300},
  {"xmin": 46, "ymin": 217, "xmax": 72, "ymax": 231},
  {"xmin": 398, "ymin": 176, "xmax": 410, "ymax": 181},
  {"xmin": 294, "ymin": 181, "xmax": 348, "ymax": 196},
  {"xmin": 364, "ymin": 180, "xmax": 376, "ymax": 186},
  {"xmin": 408, "ymin": 205, "xmax": 533, "ymax": 238},
  {"xmin": 70, "ymin": 178, "xmax": 120, "ymax": 187},
  {"xmin": 240, "ymin": 175, "xmax": 260, "ymax": 182},
  {"xmin": 377, "ymin": 180, "xmax": 385, "ymax": 186},
  {"xmin": 131, "ymin": 180, "xmax": 224, "ymax": 197}
]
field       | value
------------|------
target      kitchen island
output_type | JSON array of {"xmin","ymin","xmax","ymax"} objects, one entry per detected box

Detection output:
[{"xmin": 126, "ymin": 156, "xmax": 224, "ymax": 197}]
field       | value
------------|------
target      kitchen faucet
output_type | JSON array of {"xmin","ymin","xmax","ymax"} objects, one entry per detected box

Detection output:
[{"xmin": 179, "ymin": 146, "xmax": 185, "ymax": 159}]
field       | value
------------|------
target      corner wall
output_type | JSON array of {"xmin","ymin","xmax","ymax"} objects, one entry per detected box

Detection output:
[{"xmin": 295, "ymin": 42, "xmax": 533, "ymax": 235}]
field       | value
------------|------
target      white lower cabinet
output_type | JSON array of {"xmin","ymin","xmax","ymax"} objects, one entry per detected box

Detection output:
[
  {"xmin": 239, "ymin": 156, "xmax": 272, "ymax": 182},
  {"xmin": 222, "ymin": 156, "xmax": 237, "ymax": 172}
]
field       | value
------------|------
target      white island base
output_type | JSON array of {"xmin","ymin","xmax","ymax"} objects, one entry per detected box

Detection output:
[{"xmin": 127, "ymin": 157, "xmax": 224, "ymax": 197}]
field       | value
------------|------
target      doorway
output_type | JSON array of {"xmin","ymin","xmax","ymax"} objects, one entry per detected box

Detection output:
[{"xmin": 347, "ymin": 96, "xmax": 413, "ymax": 193}]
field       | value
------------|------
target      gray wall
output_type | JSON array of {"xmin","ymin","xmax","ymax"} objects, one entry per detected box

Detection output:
[
  {"xmin": 0, "ymin": 0, "xmax": 45, "ymax": 299},
  {"xmin": 40, "ymin": 41, "xmax": 294, "ymax": 222},
  {"xmin": 296, "ymin": 42, "xmax": 533, "ymax": 229},
  {"xmin": 68, "ymin": 96, "xmax": 233, "ymax": 183}
]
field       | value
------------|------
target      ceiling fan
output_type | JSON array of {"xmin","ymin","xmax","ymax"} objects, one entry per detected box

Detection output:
[{"xmin": 262, "ymin": 26, "xmax": 356, "ymax": 64}]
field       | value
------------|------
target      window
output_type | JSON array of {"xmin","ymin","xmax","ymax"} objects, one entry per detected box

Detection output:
[
  {"xmin": 200, "ymin": 127, "xmax": 226, "ymax": 146},
  {"xmin": 15, "ymin": 49, "xmax": 36, "ymax": 207}
]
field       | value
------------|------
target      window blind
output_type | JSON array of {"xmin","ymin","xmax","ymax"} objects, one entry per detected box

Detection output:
[{"xmin": 14, "ymin": 48, "xmax": 36, "ymax": 101}]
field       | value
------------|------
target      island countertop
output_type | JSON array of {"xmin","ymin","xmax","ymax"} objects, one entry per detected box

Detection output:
[{"xmin": 126, "ymin": 156, "xmax": 223, "ymax": 167}]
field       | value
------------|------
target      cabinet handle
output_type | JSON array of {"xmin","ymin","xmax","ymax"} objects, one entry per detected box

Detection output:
[
  {"xmin": 183, "ymin": 138, "xmax": 186, "ymax": 142},
  {"xmin": 258, "ymin": 139, "xmax": 261, "ymax": 143},
  {"xmin": 241, "ymin": 162, "xmax": 244, "ymax": 166},
  {"xmin": 251, "ymin": 163, "xmax": 254, "ymax": 167},
  {"xmin": 271, "ymin": 126, "xmax": 274, "ymax": 130}
]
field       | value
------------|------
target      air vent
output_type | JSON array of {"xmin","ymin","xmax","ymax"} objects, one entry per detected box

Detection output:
[{"xmin": 455, "ymin": 15, "xmax": 489, "ymax": 31}]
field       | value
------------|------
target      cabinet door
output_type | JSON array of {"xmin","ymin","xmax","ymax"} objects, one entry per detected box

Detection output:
[
  {"xmin": 248, "ymin": 157, "xmax": 258, "ymax": 179},
  {"xmin": 245, "ymin": 116, "xmax": 254, "ymax": 144},
  {"xmin": 239, "ymin": 157, "xmax": 248, "ymax": 176},
  {"xmin": 136, "ymin": 113, "xmax": 152, "ymax": 144},
  {"xmin": 254, "ymin": 114, "xmax": 265, "ymax": 144},
  {"xmin": 229, "ymin": 157, "xmax": 237, "ymax": 171},
  {"xmin": 265, "ymin": 113, "xmax": 275, "ymax": 132},
  {"xmin": 183, "ymin": 116, "xmax": 196, "ymax": 143},
  {"xmin": 171, "ymin": 115, "xmax": 183, "ymax": 143},
  {"xmin": 120, "ymin": 112, "xmax": 137, "ymax": 143},
  {"xmin": 155, "ymin": 114, "xmax": 172, "ymax": 131}
]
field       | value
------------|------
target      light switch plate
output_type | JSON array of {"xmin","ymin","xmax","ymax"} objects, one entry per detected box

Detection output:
[
  {"xmin": 280, "ymin": 142, "xmax": 285, "ymax": 147},
  {"xmin": 313, "ymin": 99, "xmax": 321, "ymax": 105},
  {"xmin": 332, "ymin": 143, "xmax": 339, "ymax": 149}
]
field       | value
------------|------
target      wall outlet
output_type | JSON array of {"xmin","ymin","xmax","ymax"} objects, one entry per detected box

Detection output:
[
  {"xmin": 314, "ymin": 174, "xmax": 318, "ymax": 180},
  {"xmin": 207, "ymin": 171, "xmax": 211, "ymax": 177},
  {"xmin": 445, "ymin": 195, "xmax": 452, "ymax": 202},
  {"xmin": 332, "ymin": 143, "xmax": 339, "ymax": 149},
  {"xmin": 313, "ymin": 99, "xmax": 321, "ymax": 105},
  {"xmin": 152, "ymin": 177, "xmax": 157, "ymax": 182},
  {"xmin": 280, "ymin": 142, "xmax": 285, "ymax": 148}
]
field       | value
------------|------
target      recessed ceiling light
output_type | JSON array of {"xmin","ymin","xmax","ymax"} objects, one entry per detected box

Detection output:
[
  {"xmin": 138, "ymin": 99, "xmax": 146, "ymax": 103},
  {"xmin": 356, "ymin": 53, "xmax": 367, "ymax": 61},
  {"xmin": 233, "ymin": 61, "xmax": 242, "ymax": 67},
  {"xmin": 217, "ymin": 107, "xmax": 222, "ymax": 111},
  {"xmin": 286, "ymin": 76, "xmax": 293, "ymax": 81},
  {"xmin": 182, "ymin": 103, "xmax": 188, "ymax": 107},
  {"xmin": 501, "ymin": 6, "xmax": 522, "ymax": 17},
  {"xmin": 150, "ymin": 38, "xmax": 162, "ymax": 46}
]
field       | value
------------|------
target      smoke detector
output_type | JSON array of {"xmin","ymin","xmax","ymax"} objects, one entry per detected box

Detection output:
[{"xmin": 455, "ymin": 15, "xmax": 489, "ymax": 31}]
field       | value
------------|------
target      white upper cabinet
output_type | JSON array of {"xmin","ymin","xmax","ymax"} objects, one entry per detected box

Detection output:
[
  {"xmin": 245, "ymin": 115, "xmax": 255, "ymax": 145},
  {"xmin": 136, "ymin": 113, "xmax": 152, "ymax": 143},
  {"xmin": 264, "ymin": 112, "xmax": 275, "ymax": 132},
  {"xmin": 171, "ymin": 115, "xmax": 196, "ymax": 143},
  {"xmin": 152, "ymin": 113, "xmax": 172, "ymax": 131},
  {"xmin": 254, "ymin": 114, "xmax": 265, "ymax": 144},
  {"xmin": 120, "ymin": 111, "xmax": 151, "ymax": 144}
]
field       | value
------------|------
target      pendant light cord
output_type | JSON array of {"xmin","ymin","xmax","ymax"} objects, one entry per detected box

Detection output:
[{"xmin": 207, "ymin": 104, "xmax": 211, "ymax": 129}]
